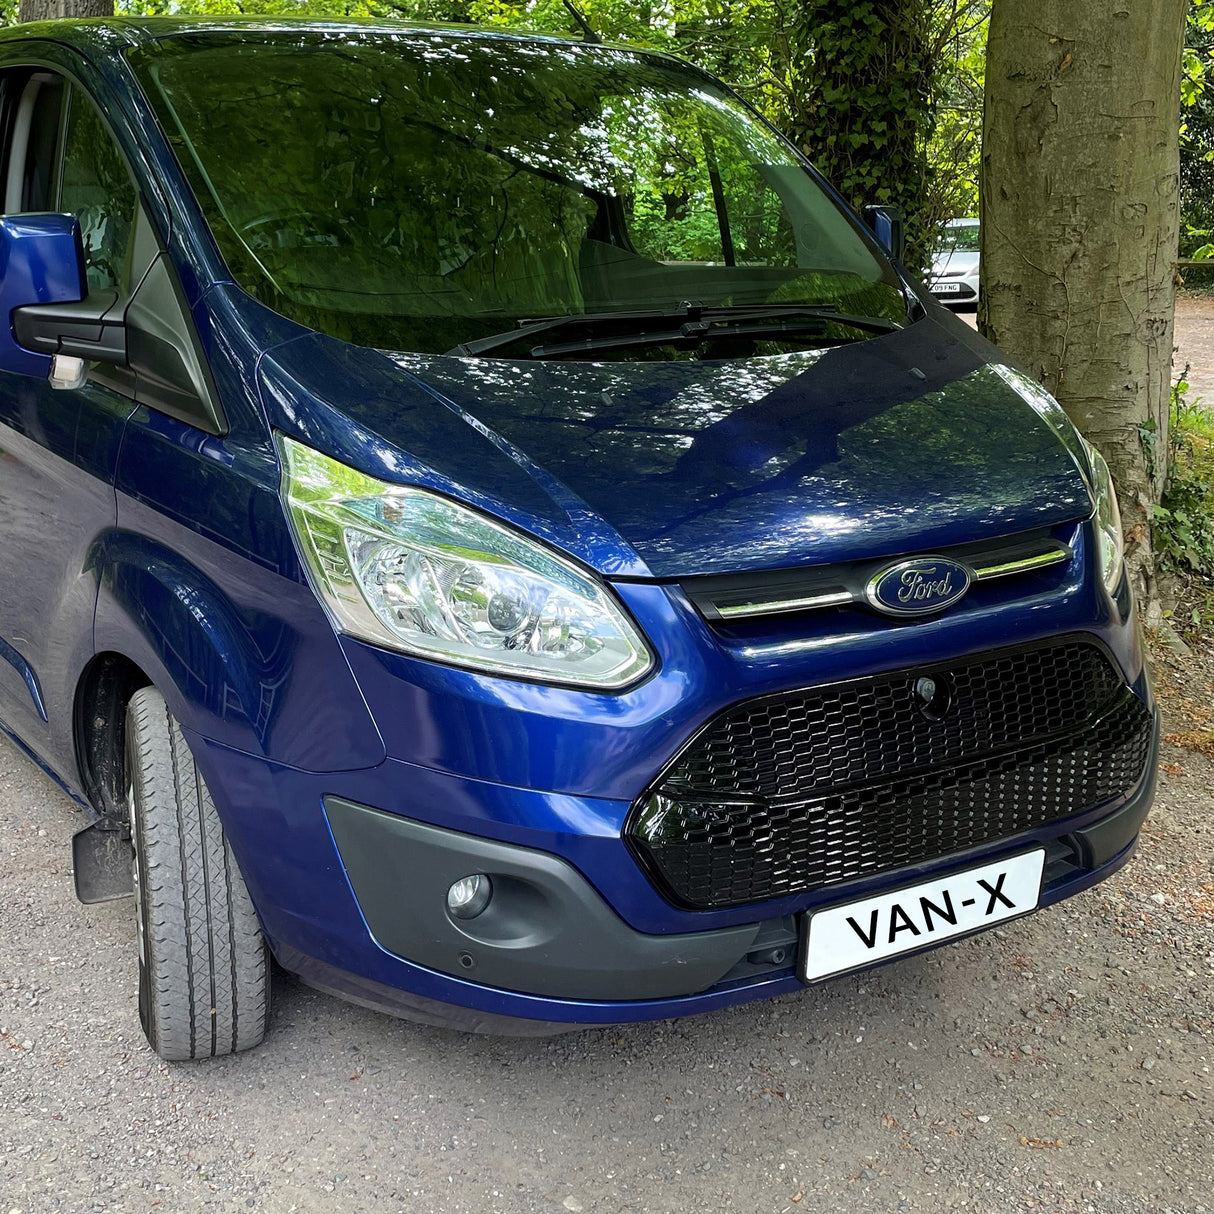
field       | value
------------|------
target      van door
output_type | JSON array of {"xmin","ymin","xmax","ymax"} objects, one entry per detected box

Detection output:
[{"xmin": 0, "ymin": 67, "xmax": 141, "ymax": 779}]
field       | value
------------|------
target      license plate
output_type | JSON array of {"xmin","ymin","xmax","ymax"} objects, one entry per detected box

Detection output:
[
  {"xmin": 932, "ymin": 281, "xmax": 964, "ymax": 294},
  {"xmin": 800, "ymin": 849, "xmax": 1044, "ymax": 982}
]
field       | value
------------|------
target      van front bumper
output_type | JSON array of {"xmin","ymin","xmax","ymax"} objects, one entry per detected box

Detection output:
[{"xmin": 190, "ymin": 708, "xmax": 1158, "ymax": 1030}]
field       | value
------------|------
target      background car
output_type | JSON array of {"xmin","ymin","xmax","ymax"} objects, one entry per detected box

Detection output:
[{"xmin": 930, "ymin": 217, "xmax": 981, "ymax": 306}]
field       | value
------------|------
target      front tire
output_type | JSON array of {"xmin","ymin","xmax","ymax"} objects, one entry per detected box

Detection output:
[{"xmin": 126, "ymin": 687, "xmax": 270, "ymax": 1060}]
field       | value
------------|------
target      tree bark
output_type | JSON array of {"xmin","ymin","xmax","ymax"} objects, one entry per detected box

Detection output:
[
  {"xmin": 18, "ymin": 0, "xmax": 113, "ymax": 21},
  {"xmin": 979, "ymin": 1, "xmax": 1187, "ymax": 612}
]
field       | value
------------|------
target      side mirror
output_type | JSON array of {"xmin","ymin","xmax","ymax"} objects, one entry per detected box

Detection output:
[
  {"xmin": 862, "ymin": 205, "xmax": 906, "ymax": 263},
  {"xmin": 0, "ymin": 212, "xmax": 126, "ymax": 385}
]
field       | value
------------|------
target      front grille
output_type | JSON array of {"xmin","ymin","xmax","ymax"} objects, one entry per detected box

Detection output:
[{"xmin": 628, "ymin": 639, "xmax": 1153, "ymax": 909}]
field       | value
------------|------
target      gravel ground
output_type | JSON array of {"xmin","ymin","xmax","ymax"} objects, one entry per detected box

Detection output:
[
  {"xmin": 1, "ymin": 644, "xmax": 1211, "ymax": 1214},
  {"xmin": 1174, "ymin": 295, "xmax": 1214, "ymax": 403},
  {"xmin": 2, "ymin": 310, "xmax": 1213, "ymax": 1212}
]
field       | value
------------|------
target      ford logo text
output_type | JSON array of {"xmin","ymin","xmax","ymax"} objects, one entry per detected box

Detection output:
[{"xmin": 865, "ymin": 557, "xmax": 973, "ymax": 618}]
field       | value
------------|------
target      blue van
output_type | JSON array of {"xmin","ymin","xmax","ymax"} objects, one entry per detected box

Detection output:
[{"xmin": 0, "ymin": 18, "xmax": 1157, "ymax": 1059}]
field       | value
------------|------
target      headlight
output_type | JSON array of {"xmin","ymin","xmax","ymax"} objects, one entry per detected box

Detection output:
[
  {"xmin": 1082, "ymin": 439, "xmax": 1125, "ymax": 592},
  {"xmin": 280, "ymin": 436, "xmax": 654, "ymax": 689}
]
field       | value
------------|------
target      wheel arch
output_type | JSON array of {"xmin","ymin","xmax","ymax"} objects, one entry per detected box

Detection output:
[
  {"xmin": 73, "ymin": 651, "xmax": 153, "ymax": 820},
  {"xmin": 91, "ymin": 529, "xmax": 384, "ymax": 771}
]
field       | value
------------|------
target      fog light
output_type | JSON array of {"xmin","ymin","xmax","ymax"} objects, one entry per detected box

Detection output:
[{"xmin": 447, "ymin": 874, "xmax": 492, "ymax": 920}]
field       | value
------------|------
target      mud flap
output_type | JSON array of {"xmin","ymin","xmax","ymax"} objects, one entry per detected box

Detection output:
[{"xmin": 72, "ymin": 819, "xmax": 133, "ymax": 903}]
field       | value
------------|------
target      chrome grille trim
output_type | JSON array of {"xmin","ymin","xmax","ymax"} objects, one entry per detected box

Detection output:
[{"xmin": 684, "ymin": 533, "xmax": 1075, "ymax": 624}]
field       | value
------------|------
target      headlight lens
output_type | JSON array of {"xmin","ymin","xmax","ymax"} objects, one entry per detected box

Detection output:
[
  {"xmin": 280, "ymin": 436, "xmax": 653, "ymax": 688},
  {"xmin": 1083, "ymin": 439, "xmax": 1125, "ymax": 592}
]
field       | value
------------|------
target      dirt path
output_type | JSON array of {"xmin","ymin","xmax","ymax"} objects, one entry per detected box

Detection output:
[{"xmin": 1174, "ymin": 295, "xmax": 1214, "ymax": 402}]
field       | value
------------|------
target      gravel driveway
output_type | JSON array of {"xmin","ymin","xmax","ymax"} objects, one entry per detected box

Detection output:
[
  {"xmin": 1174, "ymin": 295, "xmax": 1214, "ymax": 403},
  {"xmin": 2, "ymin": 651, "xmax": 1211, "ymax": 1214}
]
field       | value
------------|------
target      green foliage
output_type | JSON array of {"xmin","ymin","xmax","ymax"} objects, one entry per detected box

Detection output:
[
  {"xmin": 1185, "ymin": 225, "xmax": 1214, "ymax": 261},
  {"xmin": 1180, "ymin": 0, "xmax": 1214, "ymax": 288},
  {"xmin": 769, "ymin": 0, "xmax": 988, "ymax": 271},
  {"xmin": 1154, "ymin": 379, "xmax": 1214, "ymax": 580},
  {"xmin": 118, "ymin": 0, "xmax": 379, "ymax": 14},
  {"xmin": 777, "ymin": 0, "xmax": 936, "ymax": 269},
  {"xmin": 114, "ymin": 0, "xmax": 779, "ymax": 66},
  {"xmin": 1184, "ymin": 0, "xmax": 1214, "ymax": 104},
  {"xmin": 921, "ymin": 1, "xmax": 986, "ymax": 238}
]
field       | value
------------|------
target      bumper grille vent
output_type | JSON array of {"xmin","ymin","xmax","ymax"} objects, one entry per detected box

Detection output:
[{"xmin": 628, "ymin": 640, "xmax": 1153, "ymax": 909}]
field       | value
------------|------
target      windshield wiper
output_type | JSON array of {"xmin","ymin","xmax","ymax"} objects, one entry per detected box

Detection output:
[
  {"xmin": 447, "ymin": 302, "xmax": 902, "ymax": 358},
  {"xmin": 531, "ymin": 315, "xmax": 891, "ymax": 358}
]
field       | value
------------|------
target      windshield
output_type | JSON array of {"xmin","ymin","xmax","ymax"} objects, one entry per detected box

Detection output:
[
  {"xmin": 133, "ymin": 29, "xmax": 906, "ymax": 357},
  {"xmin": 943, "ymin": 222, "xmax": 980, "ymax": 253}
]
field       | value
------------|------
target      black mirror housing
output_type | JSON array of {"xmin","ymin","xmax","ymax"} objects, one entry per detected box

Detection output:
[
  {"xmin": 863, "ymin": 205, "xmax": 907, "ymax": 263},
  {"xmin": 13, "ymin": 290, "xmax": 127, "ymax": 365},
  {"xmin": 0, "ymin": 211, "xmax": 127, "ymax": 376}
]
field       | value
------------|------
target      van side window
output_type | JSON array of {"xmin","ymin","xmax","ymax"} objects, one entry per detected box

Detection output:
[
  {"xmin": 1, "ymin": 72, "xmax": 65, "ymax": 213},
  {"xmin": 59, "ymin": 87, "xmax": 139, "ymax": 293},
  {"xmin": 0, "ymin": 71, "xmax": 138, "ymax": 295}
]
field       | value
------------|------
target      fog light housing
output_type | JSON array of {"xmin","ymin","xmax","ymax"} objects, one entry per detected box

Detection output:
[{"xmin": 447, "ymin": 874, "xmax": 492, "ymax": 920}]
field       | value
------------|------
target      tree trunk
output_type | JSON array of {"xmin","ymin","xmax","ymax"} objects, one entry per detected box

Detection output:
[
  {"xmin": 18, "ymin": 0, "xmax": 113, "ymax": 21},
  {"xmin": 979, "ymin": 1, "xmax": 1187, "ymax": 612}
]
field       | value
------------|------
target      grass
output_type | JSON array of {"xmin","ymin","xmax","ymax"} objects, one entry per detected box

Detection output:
[{"xmin": 1154, "ymin": 378, "xmax": 1214, "ymax": 633}]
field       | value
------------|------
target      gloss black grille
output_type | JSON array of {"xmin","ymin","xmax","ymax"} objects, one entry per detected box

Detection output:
[{"xmin": 628, "ymin": 640, "xmax": 1153, "ymax": 909}]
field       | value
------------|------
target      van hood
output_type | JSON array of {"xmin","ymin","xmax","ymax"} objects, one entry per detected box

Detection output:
[{"xmin": 258, "ymin": 310, "xmax": 1091, "ymax": 579}]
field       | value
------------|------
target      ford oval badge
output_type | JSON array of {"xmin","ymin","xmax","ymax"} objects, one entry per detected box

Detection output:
[{"xmin": 865, "ymin": 556, "xmax": 973, "ymax": 618}]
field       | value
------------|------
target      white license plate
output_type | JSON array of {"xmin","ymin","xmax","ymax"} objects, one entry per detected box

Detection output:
[
  {"xmin": 933, "ymin": 281, "xmax": 964, "ymax": 294},
  {"xmin": 800, "ymin": 849, "xmax": 1045, "ymax": 982}
]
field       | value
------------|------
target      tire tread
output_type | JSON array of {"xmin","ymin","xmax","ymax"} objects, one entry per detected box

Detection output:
[{"xmin": 127, "ymin": 688, "xmax": 269, "ymax": 1060}]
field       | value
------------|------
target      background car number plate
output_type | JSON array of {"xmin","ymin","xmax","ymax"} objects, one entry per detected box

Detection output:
[
  {"xmin": 933, "ymin": 281, "xmax": 963, "ymax": 293},
  {"xmin": 801, "ymin": 850, "xmax": 1045, "ymax": 982}
]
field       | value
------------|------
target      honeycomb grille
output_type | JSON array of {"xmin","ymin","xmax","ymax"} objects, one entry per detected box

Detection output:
[{"xmin": 628, "ymin": 640, "xmax": 1153, "ymax": 909}]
